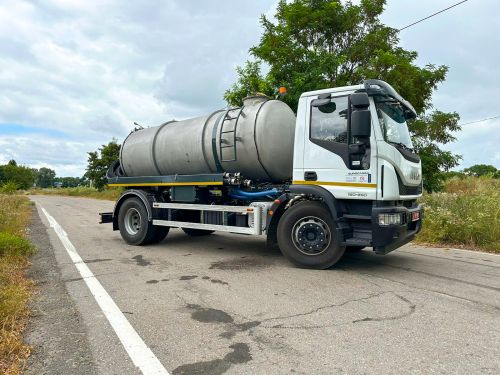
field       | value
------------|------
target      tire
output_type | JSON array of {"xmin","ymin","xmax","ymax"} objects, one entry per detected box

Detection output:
[
  {"xmin": 118, "ymin": 197, "xmax": 163, "ymax": 245},
  {"xmin": 152, "ymin": 226, "xmax": 170, "ymax": 243},
  {"xmin": 277, "ymin": 201, "xmax": 345, "ymax": 269},
  {"xmin": 346, "ymin": 246, "xmax": 365, "ymax": 252},
  {"xmin": 182, "ymin": 228, "xmax": 215, "ymax": 237}
]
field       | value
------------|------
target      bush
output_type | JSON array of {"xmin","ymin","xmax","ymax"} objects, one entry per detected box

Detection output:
[
  {"xmin": 0, "ymin": 181, "xmax": 19, "ymax": 194},
  {"xmin": 416, "ymin": 176, "xmax": 500, "ymax": 252}
]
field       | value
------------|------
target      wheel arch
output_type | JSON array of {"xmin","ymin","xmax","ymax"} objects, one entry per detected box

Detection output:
[
  {"xmin": 112, "ymin": 189, "xmax": 154, "ymax": 230},
  {"xmin": 267, "ymin": 185, "xmax": 344, "ymax": 246},
  {"xmin": 289, "ymin": 184, "xmax": 341, "ymax": 219},
  {"xmin": 266, "ymin": 193, "xmax": 289, "ymax": 248}
]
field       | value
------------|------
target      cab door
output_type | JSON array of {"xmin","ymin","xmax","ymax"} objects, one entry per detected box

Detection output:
[{"xmin": 301, "ymin": 93, "xmax": 377, "ymax": 200}]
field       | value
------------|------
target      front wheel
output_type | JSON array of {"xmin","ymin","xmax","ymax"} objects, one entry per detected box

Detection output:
[
  {"xmin": 118, "ymin": 197, "xmax": 168, "ymax": 245},
  {"xmin": 277, "ymin": 201, "xmax": 345, "ymax": 269}
]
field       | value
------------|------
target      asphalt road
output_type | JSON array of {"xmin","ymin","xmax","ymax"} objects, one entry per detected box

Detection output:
[{"xmin": 27, "ymin": 195, "xmax": 500, "ymax": 375}]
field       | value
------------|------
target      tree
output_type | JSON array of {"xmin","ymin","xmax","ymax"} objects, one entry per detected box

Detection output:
[
  {"xmin": 35, "ymin": 167, "xmax": 56, "ymax": 188},
  {"xmin": 84, "ymin": 139, "xmax": 121, "ymax": 190},
  {"xmin": 224, "ymin": 0, "xmax": 461, "ymax": 192},
  {"xmin": 463, "ymin": 164, "xmax": 498, "ymax": 177},
  {"xmin": 225, "ymin": 61, "xmax": 275, "ymax": 106},
  {"xmin": 0, "ymin": 160, "xmax": 36, "ymax": 190},
  {"xmin": 54, "ymin": 176, "xmax": 85, "ymax": 188}
]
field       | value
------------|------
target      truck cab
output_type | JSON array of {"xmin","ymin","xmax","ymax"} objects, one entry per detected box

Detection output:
[{"xmin": 289, "ymin": 79, "xmax": 423, "ymax": 257}]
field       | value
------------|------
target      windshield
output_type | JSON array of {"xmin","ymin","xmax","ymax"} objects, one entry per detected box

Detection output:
[{"xmin": 375, "ymin": 100, "xmax": 414, "ymax": 149}]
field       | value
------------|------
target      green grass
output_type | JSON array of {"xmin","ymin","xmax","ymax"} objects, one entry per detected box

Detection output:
[
  {"xmin": 416, "ymin": 176, "xmax": 500, "ymax": 252},
  {"xmin": 0, "ymin": 233, "xmax": 34, "ymax": 258},
  {"xmin": 0, "ymin": 194, "xmax": 35, "ymax": 374},
  {"xmin": 29, "ymin": 186, "xmax": 123, "ymax": 201}
]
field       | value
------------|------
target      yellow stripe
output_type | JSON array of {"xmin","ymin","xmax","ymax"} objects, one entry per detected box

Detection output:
[
  {"xmin": 108, "ymin": 182, "xmax": 223, "ymax": 187},
  {"xmin": 293, "ymin": 180, "xmax": 377, "ymax": 188}
]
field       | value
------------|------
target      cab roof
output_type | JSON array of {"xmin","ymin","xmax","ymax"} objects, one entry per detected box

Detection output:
[{"xmin": 300, "ymin": 84, "xmax": 364, "ymax": 98}]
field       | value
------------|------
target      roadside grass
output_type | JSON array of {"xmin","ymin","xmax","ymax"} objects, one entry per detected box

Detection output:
[
  {"xmin": 0, "ymin": 194, "xmax": 35, "ymax": 374},
  {"xmin": 29, "ymin": 186, "xmax": 123, "ymax": 201},
  {"xmin": 416, "ymin": 176, "xmax": 500, "ymax": 253}
]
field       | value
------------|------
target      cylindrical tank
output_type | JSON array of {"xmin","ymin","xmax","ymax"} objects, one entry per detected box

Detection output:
[{"xmin": 120, "ymin": 96, "xmax": 296, "ymax": 182}]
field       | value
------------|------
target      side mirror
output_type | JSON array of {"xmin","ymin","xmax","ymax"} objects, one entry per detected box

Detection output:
[
  {"xmin": 350, "ymin": 92, "xmax": 370, "ymax": 108},
  {"xmin": 350, "ymin": 110, "xmax": 371, "ymax": 138},
  {"xmin": 349, "ymin": 92, "xmax": 371, "ymax": 140},
  {"xmin": 349, "ymin": 92, "xmax": 371, "ymax": 169}
]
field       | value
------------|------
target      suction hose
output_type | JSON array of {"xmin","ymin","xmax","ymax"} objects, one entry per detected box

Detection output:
[{"xmin": 230, "ymin": 188, "xmax": 278, "ymax": 200}]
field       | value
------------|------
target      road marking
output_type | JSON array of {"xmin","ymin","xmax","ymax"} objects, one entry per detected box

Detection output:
[{"xmin": 40, "ymin": 207, "xmax": 169, "ymax": 375}]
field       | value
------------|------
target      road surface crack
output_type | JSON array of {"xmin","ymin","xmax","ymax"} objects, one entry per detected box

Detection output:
[{"xmin": 352, "ymin": 294, "xmax": 416, "ymax": 323}]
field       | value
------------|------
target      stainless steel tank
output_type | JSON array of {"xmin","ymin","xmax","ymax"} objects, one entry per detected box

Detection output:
[{"xmin": 120, "ymin": 96, "xmax": 296, "ymax": 182}]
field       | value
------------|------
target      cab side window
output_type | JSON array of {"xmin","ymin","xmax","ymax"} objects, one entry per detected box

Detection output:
[{"xmin": 310, "ymin": 96, "xmax": 349, "ymax": 144}]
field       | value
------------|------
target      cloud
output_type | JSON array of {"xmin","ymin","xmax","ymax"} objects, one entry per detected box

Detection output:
[
  {"xmin": 381, "ymin": 0, "xmax": 500, "ymax": 168},
  {"xmin": 0, "ymin": 136, "xmax": 92, "ymax": 176},
  {"xmin": 0, "ymin": 0, "xmax": 275, "ymax": 175}
]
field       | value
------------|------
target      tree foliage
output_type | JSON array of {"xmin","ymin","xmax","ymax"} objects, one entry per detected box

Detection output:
[
  {"xmin": 84, "ymin": 139, "xmax": 120, "ymax": 190},
  {"xmin": 0, "ymin": 160, "xmax": 36, "ymax": 190},
  {"xmin": 463, "ymin": 164, "xmax": 498, "ymax": 177},
  {"xmin": 35, "ymin": 167, "xmax": 56, "ymax": 188},
  {"xmin": 225, "ymin": 61, "xmax": 274, "ymax": 106},
  {"xmin": 224, "ymin": 0, "xmax": 461, "ymax": 191},
  {"xmin": 54, "ymin": 176, "xmax": 87, "ymax": 188}
]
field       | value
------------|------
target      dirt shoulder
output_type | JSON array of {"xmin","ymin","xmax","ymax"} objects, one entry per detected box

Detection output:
[{"xmin": 26, "ymin": 205, "xmax": 96, "ymax": 375}]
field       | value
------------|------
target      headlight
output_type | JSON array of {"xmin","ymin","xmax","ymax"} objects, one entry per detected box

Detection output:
[{"xmin": 379, "ymin": 213, "xmax": 404, "ymax": 226}]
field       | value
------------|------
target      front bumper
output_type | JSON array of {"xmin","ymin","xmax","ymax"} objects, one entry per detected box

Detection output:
[{"xmin": 371, "ymin": 204, "xmax": 424, "ymax": 254}]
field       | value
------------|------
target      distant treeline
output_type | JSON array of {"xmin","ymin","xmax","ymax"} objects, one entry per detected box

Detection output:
[
  {"xmin": 442, "ymin": 164, "xmax": 500, "ymax": 180},
  {"xmin": 0, "ymin": 160, "xmax": 88, "ymax": 191}
]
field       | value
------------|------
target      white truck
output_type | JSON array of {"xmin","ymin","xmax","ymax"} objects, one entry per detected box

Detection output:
[{"xmin": 100, "ymin": 79, "xmax": 423, "ymax": 269}]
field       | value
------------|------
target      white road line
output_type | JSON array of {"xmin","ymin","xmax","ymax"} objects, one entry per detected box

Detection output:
[{"xmin": 40, "ymin": 206, "xmax": 169, "ymax": 375}]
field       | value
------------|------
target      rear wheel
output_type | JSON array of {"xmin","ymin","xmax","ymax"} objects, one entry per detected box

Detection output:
[
  {"xmin": 118, "ymin": 198, "xmax": 168, "ymax": 245},
  {"xmin": 346, "ymin": 246, "xmax": 365, "ymax": 252},
  {"xmin": 182, "ymin": 228, "xmax": 214, "ymax": 236},
  {"xmin": 277, "ymin": 201, "xmax": 345, "ymax": 269},
  {"xmin": 152, "ymin": 226, "xmax": 169, "ymax": 243}
]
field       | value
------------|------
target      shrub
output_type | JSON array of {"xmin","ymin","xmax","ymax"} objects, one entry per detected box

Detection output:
[
  {"xmin": 416, "ymin": 176, "xmax": 500, "ymax": 252},
  {"xmin": 0, "ymin": 181, "xmax": 19, "ymax": 194}
]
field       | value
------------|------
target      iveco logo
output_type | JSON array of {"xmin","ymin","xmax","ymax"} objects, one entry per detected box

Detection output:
[{"xmin": 406, "ymin": 167, "xmax": 421, "ymax": 181}]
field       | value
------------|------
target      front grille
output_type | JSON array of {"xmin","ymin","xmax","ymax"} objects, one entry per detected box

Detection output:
[{"xmin": 396, "ymin": 173, "xmax": 423, "ymax": 195}]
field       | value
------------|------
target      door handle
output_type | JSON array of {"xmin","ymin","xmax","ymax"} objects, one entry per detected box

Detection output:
[{"xmin": 304, "ymin": 171, "xmax": 317, "ymax": 181}]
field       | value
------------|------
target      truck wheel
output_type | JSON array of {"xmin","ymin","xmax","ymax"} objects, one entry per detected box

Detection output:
[
  {"xmin": 182, "ymin": 228, "xmax": 214, "ymax": 236},
  {"xmin": 277, "ymin": 201, "xmax": 345, "ymax": 269},
  {"xmin": 346, "ymin": 246, "xmax": 365, "ymax": 252},
  {"xmin": 118, "ymin": 198, "xmax": 160, "ymax": 245},
  {"xmin": 152, "ymin": 226, "xmax": 169, "ymax": 243}
]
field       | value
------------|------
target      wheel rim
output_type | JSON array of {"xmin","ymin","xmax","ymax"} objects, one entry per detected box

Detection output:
[
  {"xmin": 124, "ymin": 208, "xmax": 141, "ymax": 235},
  {"xmin": 291, "ymin": 216, "xmax": 331, "ymax": 256}
]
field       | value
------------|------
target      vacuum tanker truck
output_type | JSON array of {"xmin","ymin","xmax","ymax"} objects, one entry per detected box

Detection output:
[{"xmin": 100, "ymin": 79, "xmax": 423, "ymax": 269}]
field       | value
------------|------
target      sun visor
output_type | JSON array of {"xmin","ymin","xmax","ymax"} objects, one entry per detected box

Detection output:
[{"xmin": 363, "ymin": 79, "xmax": 418, "ymax": 120}]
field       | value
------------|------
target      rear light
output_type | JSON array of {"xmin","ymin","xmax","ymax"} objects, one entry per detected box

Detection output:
[{"xmin": 378, "ymin": 213, "xmax": 404, "ymax": 226}]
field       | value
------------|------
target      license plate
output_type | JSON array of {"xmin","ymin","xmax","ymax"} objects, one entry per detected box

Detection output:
[{"xmin": 411, "ymin": 211, "xmax": 420, "ymax": 222}]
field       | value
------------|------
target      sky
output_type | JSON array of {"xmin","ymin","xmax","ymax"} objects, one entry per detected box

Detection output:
[{"xmin": 0, "ymin": 0, "xmax": 499, "ymax": 177}]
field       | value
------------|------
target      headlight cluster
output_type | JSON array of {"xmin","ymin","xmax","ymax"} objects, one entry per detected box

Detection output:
[{"xmin": 378, "ymin": 213, "xmax": 404, "ymax": 226}]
